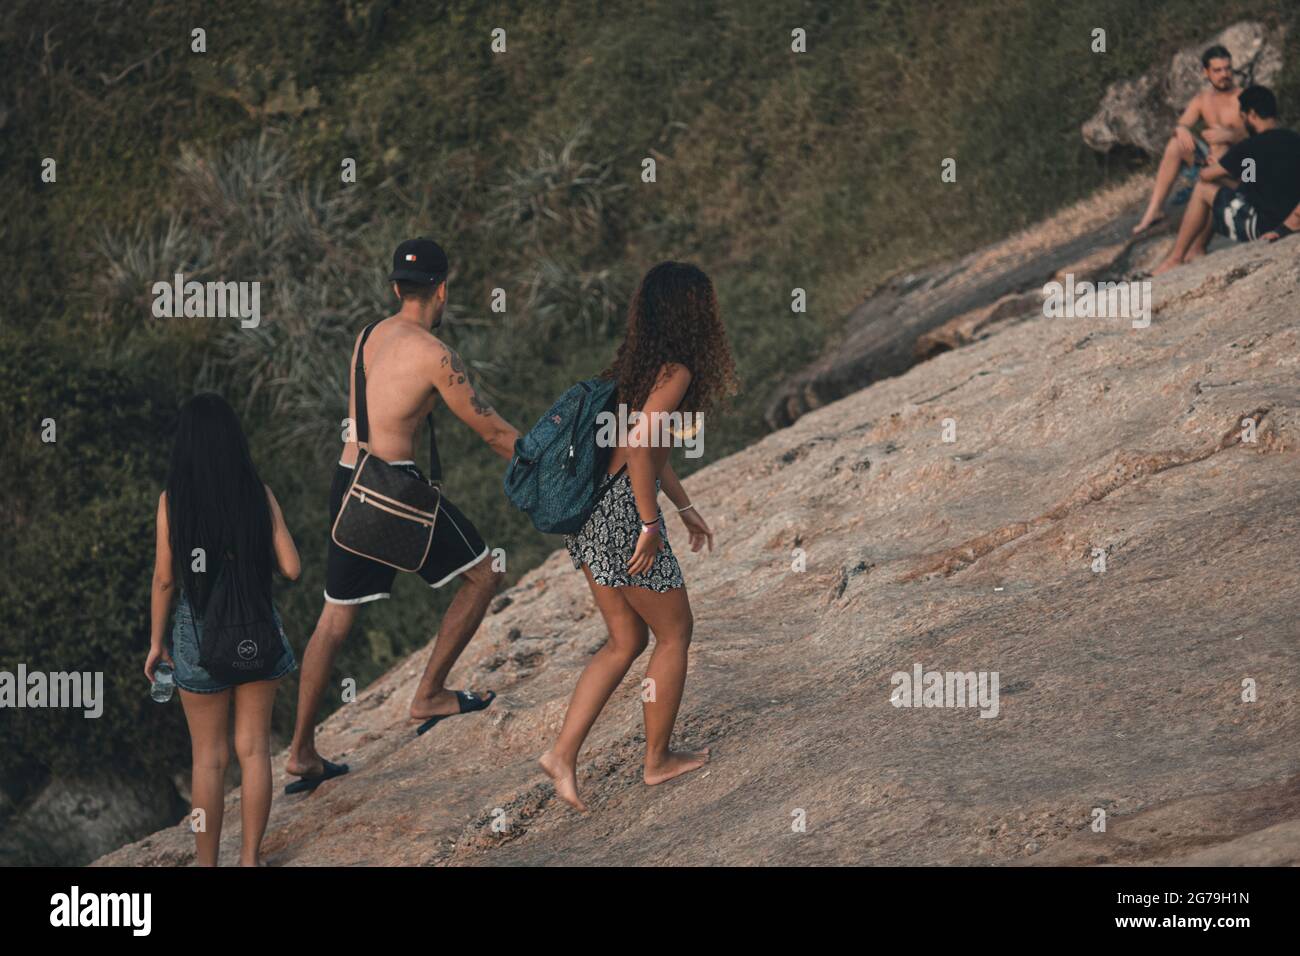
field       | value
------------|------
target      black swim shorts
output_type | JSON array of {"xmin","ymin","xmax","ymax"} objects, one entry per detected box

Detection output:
[
  {"xmin": 1212, "ymin": 186, "xmax": 1260, "ymax": 243},
  {"xmin": 324, "ymin": 459, "xmax": 490, "ymax": 604}
]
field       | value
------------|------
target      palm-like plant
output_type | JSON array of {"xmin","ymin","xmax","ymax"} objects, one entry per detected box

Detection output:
[{"xmin": 486, "ymin": 124, "xmax": 626, "ymax": 247}]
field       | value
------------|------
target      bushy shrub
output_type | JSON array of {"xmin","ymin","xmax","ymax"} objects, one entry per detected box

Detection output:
[{"xmin": 0, "ymin": 328, "xmax": 186, "ymax": 780}]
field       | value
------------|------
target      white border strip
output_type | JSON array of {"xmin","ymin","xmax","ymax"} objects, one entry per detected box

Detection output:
[
  {"xmin": 323, "ymin": 589, "xmax": 391, "ymax": 605},
  {"xmin": 428, "ymin": 547, "xmax": 490, "ymax": 589},
  {"xmin": 337, "ymin": 458, "xmax": 416, "ymax": 470}
]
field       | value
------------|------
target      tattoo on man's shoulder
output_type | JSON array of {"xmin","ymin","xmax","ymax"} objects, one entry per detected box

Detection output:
[
  {"xmin": 439, "ymin": 344, "xmax": 490, "ymax": 413},
  {"xmin": 444, "ymin": 347, "xmax": 467, "ymax": 385}
]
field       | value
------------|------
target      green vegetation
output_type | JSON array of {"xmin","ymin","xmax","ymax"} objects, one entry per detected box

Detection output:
[{"xmin": 2, "ymin": 0, "xmax": 1296, "ymax": 807}]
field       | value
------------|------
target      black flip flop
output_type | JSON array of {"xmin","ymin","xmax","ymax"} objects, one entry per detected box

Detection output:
[
  {"xmin": 283, "ymin": 758, "xmax": 349, "ymax": 795},
  {"xmin": 415, "ymin": 690, "xmax": 496, "ymax": 736}
]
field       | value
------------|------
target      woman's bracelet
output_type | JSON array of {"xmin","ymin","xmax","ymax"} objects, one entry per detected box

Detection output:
[{"xmin": 676, "ymin": 503, "xmax": 696, "ymax": 514}]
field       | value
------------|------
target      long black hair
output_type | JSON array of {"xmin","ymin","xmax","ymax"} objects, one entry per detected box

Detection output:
[{"xmin": 165, "ymin": 393, "xmax": 272, "ymax": 616}]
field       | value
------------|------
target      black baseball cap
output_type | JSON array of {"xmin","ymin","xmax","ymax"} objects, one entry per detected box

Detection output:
[{"xmin": 388, "ymin": 237, "xmax": 449, "ymax": 284}]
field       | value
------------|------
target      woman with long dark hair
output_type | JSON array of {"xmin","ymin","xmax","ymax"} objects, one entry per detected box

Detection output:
[
  {"xmin": 144, "ymin": 393, "xmax": 301, "ymax": 865},
  {"xmin": 540, "ymin": 261, "xmax": 738, "ymax": 811}
]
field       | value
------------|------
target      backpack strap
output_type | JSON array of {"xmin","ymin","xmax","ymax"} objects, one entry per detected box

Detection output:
[{"xmin": 353, "ymin": 322, "xmax": 442, "ymax": 484}]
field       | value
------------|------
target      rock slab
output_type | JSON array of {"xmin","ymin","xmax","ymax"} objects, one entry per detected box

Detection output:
[
  {"xmin": 1082, "ymin": 21, "xmax": 1285, "ymax": 157},
  {"xmin": 98, "ymin": 236, "xmax": 1300, "ymax": 866}
]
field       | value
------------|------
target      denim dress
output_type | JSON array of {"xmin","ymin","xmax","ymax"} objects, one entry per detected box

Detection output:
[{"xmin": 169, "ymin": 591, "xmax": 296, "ymax": 694}]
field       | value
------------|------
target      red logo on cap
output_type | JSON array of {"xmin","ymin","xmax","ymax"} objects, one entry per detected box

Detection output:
[{"xmin": 405, "ymin": 254, "xmax": 417, "ymax": 261}]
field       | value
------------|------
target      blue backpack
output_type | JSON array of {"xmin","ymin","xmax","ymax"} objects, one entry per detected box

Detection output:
[{"xmin": 504, "ymin": 378, "xmax": 621, "ymax": 534}]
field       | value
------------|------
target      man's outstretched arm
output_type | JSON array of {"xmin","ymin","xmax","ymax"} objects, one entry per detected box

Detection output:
[
  {"xmin": 1202, "ymin": 124, "xmax": 1244, "ymax": 146},
  {"xmin": 1197, "ymin": 159, "xmax": 1233, "ymax": 184},
  {"xmin": 1261, "ymin": 202, "xmax": 1300, "ymax": 242},
  {"xmin": 432, "ymin": 342, "xmax": 520, "ymax": 460}
]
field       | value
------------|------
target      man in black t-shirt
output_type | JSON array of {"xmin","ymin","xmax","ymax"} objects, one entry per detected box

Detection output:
[{"xmin": 1154, "ymin": 86, "xmax": 1300, "ymax": 275}]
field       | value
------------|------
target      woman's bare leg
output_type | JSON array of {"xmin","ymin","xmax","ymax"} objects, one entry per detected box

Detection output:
[
  {"xmin": 233, "ymin": 677, "xmax": 281, "ymax": 866},
  {"xmin": 621, "ymin": 584, "xmax": 709, "ymax": 785},
  {"xmin": 540, "ymin": 566, "xmax": 648, "ymax": 811},
  {"xmin": 178, "ymin": 689, "xmax": 231, "ymax": 866}
]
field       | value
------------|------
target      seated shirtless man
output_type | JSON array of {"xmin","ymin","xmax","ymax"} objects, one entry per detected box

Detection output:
[
  {"xmin": 1153, "ymin": 85, "xmax": 1300, "ymax": 274},
  {"xmin": 285, "ymin": 237, "xmax": 520, "ymax": 792},
  {"xmin": 1132, "ymin": 45, "xmax": 1247, "ymax": 235}
]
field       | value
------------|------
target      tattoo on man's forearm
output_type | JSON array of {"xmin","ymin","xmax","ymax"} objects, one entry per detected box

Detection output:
[{"xmin": 470, "ymin": 389, "xmax": 494, "ymax": 416}]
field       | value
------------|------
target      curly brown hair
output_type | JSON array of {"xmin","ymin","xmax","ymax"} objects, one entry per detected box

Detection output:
[{"xmin": 603, "ymin": 261, "xmax": 739, "ymax": 413}]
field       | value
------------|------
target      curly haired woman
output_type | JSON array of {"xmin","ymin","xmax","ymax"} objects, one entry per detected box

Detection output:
[{"xmin": 540, "ymin": 261, "xmax": 738, "ymax": 811}]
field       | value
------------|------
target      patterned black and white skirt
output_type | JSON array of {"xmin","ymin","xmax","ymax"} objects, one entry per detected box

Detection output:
[{"xmin": 565, "ymin": 473, "xmax": 684, "ymax": 592}]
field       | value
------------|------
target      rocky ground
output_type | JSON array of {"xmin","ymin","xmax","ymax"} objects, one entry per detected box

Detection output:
[
  {"xmin": 98, "ymin": 229, "xmax": 1299, "ymax": 866},
  {"xmin": 764, "ymin": 177, "xmax": 1162, "ymax": 430}
]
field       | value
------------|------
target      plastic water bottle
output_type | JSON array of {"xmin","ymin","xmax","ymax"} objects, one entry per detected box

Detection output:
[{"xmin": 152, "ymin": 662, "xmax": 175, "ymax": 703}]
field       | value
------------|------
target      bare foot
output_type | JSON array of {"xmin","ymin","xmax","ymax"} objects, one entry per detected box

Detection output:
[
  {"xmin": 1151, "ymin": 257, "xmax": 1181, "ymax": 276},
  {"xmin": 285, "ymin": 751, "xmax": 323, "ymax": 778},
  {"xmin": 1132, "ymin": 212, "xmax": 1165, "ymax": 236},
  {"xmin": 409, "ymin": 688, "xmax": 493, "ymax": 722},
  {"xmin": 644, "ymin": 748, "xmax": 710, "ymax": 786},
  {"xmin": 539, "ymin": 751, "xmax": 588, "ymax": 812}
]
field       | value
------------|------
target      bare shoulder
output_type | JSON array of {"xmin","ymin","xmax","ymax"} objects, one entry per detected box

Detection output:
[
  {"xmin": 422, "ymin": 330, "xmax": 451, "ymax": 354},
  {"xmin": 644, "ymin": 362, "xmax": 692, "ymax": 410},
  {"xmin": 658, "ymin": 362, "xmax": 693, "ymax": 387},
  {"xmin": 428, "ymin": 334, "xmax": 470, "ymax": 389}
]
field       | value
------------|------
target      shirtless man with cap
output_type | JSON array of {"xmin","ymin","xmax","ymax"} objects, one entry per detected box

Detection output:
[{"xmin": 284, "ymin": 237, "xmax": 520, "ymax": 793}]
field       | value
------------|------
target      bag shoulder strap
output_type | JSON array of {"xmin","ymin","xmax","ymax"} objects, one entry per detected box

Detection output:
[
  {"xmin": 426, "ymin": 412, "xmax": 442, "ymax": 483},
  {"xmin": 353, "ymin": 321, "xmax": 442, "ymax": 482},
  {"xmin": 352, "ymin": 322, "xmax": 376, "ymax": 450}
]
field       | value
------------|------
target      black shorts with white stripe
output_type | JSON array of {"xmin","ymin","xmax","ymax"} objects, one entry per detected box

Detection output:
[
  {"xmin": 324, "ymin": 460, "xmax": 489, "ymax": 605},
  {"xmin": 1212, "ymin": 186, "xmax": 1260, "ymax": 243}
]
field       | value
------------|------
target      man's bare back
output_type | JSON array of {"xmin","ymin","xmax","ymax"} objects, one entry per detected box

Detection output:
[
  {"xmin": 340, "ymin": 315, "xmax": 515, "ymax": 467},
  {"xmin": 287, "ymin": 238, "xmax": 520, "ymax": 790}
]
